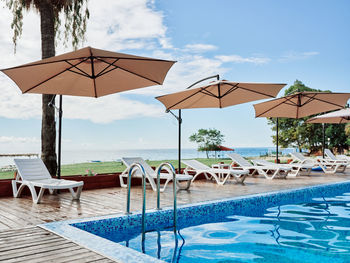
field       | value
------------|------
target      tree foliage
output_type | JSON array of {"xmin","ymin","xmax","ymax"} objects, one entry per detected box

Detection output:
[
  {"xmin": 189, "ymin": 128, "xmax": 224, "ymax": 158},
  {"xmin": 346, "ymin": 124, "xmax": 350, "ymax": 146},
  {"xmin": 5, "ymin": 0, "xmax": 89, "ymax": 52},
  {"xmin": 268, "ymin": 80, "xmax": 348, "ymax": 154}
]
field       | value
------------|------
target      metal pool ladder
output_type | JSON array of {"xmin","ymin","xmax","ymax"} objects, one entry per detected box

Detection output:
[
  {"xmin": 156, "ymin": 162, "xmax": 177, "ymax": 229},
  {"xmin": 125, "ymin": 162, "xmax": 178, "ymax": 232},
  {"xmin": 125, "ymin": 163, "xmax": 147, "ymax": 236}
]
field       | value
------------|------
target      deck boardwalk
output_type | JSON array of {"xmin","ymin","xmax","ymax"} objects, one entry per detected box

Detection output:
[
  {"xmin": 0, "ymin": 227, "xmax": 114, "ymax": 263},
  {"xmin": 0, "ymin": 169, "xmax": 349, "ymax": 262}
]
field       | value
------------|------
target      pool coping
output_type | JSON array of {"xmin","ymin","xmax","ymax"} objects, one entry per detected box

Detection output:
[{"xmin": 40, "ymin": 180, "xmax": 350, "ymax": 263}]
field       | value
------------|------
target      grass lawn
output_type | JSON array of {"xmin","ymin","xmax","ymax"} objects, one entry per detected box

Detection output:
[{"xmin": 0, "ymin": 158, "xmax": 232, "ymax": 180}]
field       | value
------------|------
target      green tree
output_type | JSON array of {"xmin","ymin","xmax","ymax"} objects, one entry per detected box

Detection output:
[
  {"xmin": 346, "ymin": 124, "xmax": 350, "ymax": 148},
  {"xmin": 5, "ymin": 0, "xmax": 89, "ymax": 176},
  {"xmin": 189, "ymin": 128, "xmax": 224, "ymax": 158},
  {"xmin": 268, "ymin": 80, "xmax": 348, "ymax": 154}
]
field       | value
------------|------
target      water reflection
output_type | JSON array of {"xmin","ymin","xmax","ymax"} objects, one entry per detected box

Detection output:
[{"xmin": 118, "ymin": 193, "xmax": 350, "ymax": 262}]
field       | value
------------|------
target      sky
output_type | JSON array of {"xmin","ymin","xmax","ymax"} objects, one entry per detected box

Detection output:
[{"xmin": 0, "ymin": 0, "xmax": 349, "ymax": 153}]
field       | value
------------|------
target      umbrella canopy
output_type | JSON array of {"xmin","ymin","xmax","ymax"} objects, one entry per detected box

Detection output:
[
  {"xmin": 253, "ymin": 91, "xmax": 350, "ymax": 118},
  {"xmin": 307, "ymin": 108, "xmax": 350, "ymax": 124},
  {"xmin": 156, "ymin": 80, "xmax": 286, "ymax": 110},
  {"xmin": 253, "ymin": 91, "xmax": 350, "ymax": 161},
  {"xmin": 1, "ymin": 46, "xmax": 175, "ymax": 178},
  {"xmin": 1, "ymin": 46, "xmax": 175, "ymax": 97},
  {"xmin": 217, "ymin": 145, "xmax": 234, "ymax": 151}
]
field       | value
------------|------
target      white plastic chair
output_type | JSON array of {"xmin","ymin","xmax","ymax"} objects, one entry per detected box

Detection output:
[
  {"xmin": 181, "ymin": 159, "xmax": 249, "ymax": 185},
  {"xmin": 227, "ymin": 153, "xmax": 290, "ymax": 180},
  {"xmin": 252, "ymin": 159, "xmax": 313, "ymax": 177},
  {"xmin": 120, "ymin": 157, "xmax": 192, "ymax": 192},
  {"xmin": 13, "ymin": 158, "xmax": 83, "ymax": 204},
  {"xmin": 324, "ymin": 149, "xmax": 349, "ymax": 165},
  {"xmin": 290, "ymin": 152, "xmax": 347, "ymax": 174}
]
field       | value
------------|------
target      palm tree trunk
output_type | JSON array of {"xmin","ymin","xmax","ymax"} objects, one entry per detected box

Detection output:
[{"xmin": 39, "ymin": 1, "xmax": 57, "ymax": 176}]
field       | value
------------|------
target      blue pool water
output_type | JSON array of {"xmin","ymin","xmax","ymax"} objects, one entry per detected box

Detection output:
[
  {"xmin": 42, "ymin": 182, "xmax": 350, "ymax": 263},
  {"xmin": 93, "ymin": 193, "xmax": 350, "ymax": 262}
]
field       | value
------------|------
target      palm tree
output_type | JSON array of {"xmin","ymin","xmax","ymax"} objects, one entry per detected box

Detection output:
[{"xmin": 5, "ymin": 0, "xmax": 89, "ymax": 176}]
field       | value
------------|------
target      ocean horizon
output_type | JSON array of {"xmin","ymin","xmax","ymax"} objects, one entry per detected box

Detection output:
[{"xmin": 0, "ymin": 147, "xmax": 296, "ymax": 167}]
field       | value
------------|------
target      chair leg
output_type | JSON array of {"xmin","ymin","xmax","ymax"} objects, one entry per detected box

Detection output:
[
  {"xmin": 35, "ymin": 188, "xmax": 46, "ymax": 204},
  {"xmin": 69, "ymin": 185, "xmax": 83, "ymax": 200},
  {"xmin": 233, "ymin": 173, "xmax": 247, "ymax": 184},
  {"xmin": 119, "ymin": 170, "xmax": 128, "ymax": 188},
  {"xmin": 257, "ymin": 169, "xmax": 270, "ymax": 179},
  {"xmin": 12, "ymin": 181, "xmax": 26, "ymax": 198},
  {"xmin": 208, "ymin": 172, "xmax": 224, "ymax": 185},
  {"xmin": 48, "ymin": 189, "xmax": 58, "ymax": 195},
  {"xmin": 159, "ymin": 178, "xmax": 172, "ymax": 192},
  {"xmin": 176, "ymin": 179, "xmax": 191, "ymax": 190},
  {"xmin": 191, "ymin": 172, "xmax": 201, "ymax": 182}
]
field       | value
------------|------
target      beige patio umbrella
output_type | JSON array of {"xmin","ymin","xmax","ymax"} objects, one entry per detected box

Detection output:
[
  {"xmin": 307, "ymin": 108, "xmax": 350, "ymax": 124},
  {"xmin": 2, "ymin": 46, "xmax": 175, "ymax": 97},
  {"xmin": 307, "ymin": 108, "xmax": 350, "ymax": 154},
  {"xmin": 157, "ymin": 80, "xmax": 286, "ymax": 110},
  {"xmin": 1, "ymin": 46, "xmax": 175, "ymax": 178},
  {"xmin": 253, "ymin": 91, "xmax": 350, "ymax": 160},
  {"xmin": 156, "ymin": 77, "xmax": 286, "ymax": 170}
]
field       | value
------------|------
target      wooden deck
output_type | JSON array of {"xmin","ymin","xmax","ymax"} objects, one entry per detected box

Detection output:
[
  {"xmin": 0, "ymin": 227, "xmax": 114, "ymax": 263},
  {"xmin": 0, "ymin": 169, "xmax": 349, "ymax": 262}
]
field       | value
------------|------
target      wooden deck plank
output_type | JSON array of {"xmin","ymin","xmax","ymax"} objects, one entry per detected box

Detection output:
[
  {"xmin": 0, "ymin": 236, "xmax": 60, "ymax": 252},
  {"xmin": 4, "ymin": 246, "xmax": 85, "ymax": 263},
  {"xmin": 49, "ymin": 251, "xmax": 107, "ymax": 263},
  {"xmin": 0, "ymin": 227, "xmax": 114, "ymax": 262}
]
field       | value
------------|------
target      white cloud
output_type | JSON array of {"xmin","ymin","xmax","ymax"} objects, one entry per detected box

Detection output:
[
  {"xmin": 125, "ymin": 52, "xmax": 229, "ymax": 96},
  {"xmin": 0, "ymin": 0, "xmax": 271, "ymax": 124},
  {"xmin": 0, "ymin": 75, "xmax": 42, "ymax": 119},
  {"xmin": 63, "ymin": 95, "xmax": 164, "ymax": 124},
  {"xmin": 215, "ymin": 54, "xmax": 270, "ymax": 64},
  {"xmin": 184, "ymin": 43, "xmax": 218, "ymax": 52},
  {"xmin": 279, "ymin": 51, "xmax": 319, "ymax": 62},
  {"xmin": 85, "ymin": 0, "xmax": 171, "ymax": 50}
]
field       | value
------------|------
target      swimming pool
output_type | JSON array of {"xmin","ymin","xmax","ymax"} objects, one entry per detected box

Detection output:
[{"xmin": 42, "ymin": 181, "xmax": 350, "ymax": 263}]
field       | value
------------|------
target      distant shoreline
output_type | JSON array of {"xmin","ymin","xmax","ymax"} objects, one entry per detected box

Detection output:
[{"xmin": 0, "ymin": 147, "xmax": 296, "ymax": 168}]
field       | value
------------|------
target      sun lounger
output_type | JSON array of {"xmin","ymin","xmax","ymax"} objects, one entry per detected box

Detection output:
[
  {"xmin": 324, "ymin": 149, "xmax": 349, "ymax": 165},
  {"xmin": 181, "ymin": 159, "xmax": 249, "ymax": 185},
  {"xmin": 337, "ymin": 154, "xmax": 350, "ymax": 162},
  {"xmin": 252, "ymin": 159, "xmax": 313, "ymax": 177},
  {"xmin": 290, "ymin": 152, "xmax": 347, "ymax": 174},
  {"xmin": 13, "ymin": 158, "xmax": 83, "ymax": 204},
  {"xmin": 227, "ymin": 153, "xmax": 290, "ymax": 179},
  {"xmin": 120, "ymin": 157, "xmax": 192, "ymax": 192}
]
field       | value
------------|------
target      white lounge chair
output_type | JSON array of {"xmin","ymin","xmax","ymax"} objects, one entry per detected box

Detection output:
[
  {"xmin": 13, "ymin": 158, "xmax": 83, "ymax": 204},
  {"xmin": 337, "ymin": 154, "xmax": 350, "ymax": 162},
  {"xmin": 120, "ymin": 157, "xmax": 192, "ymax": 192},
  {"xmin": 227, "ymin": 153, "xmax": 290, "ymax": 179},
  {"xmin": 324, "ymin": 149, "xmax": 349, "ymax": 165},
  {"xmin": 290, "ymin": 152, "xmax": 347, "ymax": 174},
  {"xmin": 181, "ymin": 159, "xmax": 249, "ymax": 185},
  {"xmin": 252, "ymin": 159, "xmax": 313, "ymax": 177}
]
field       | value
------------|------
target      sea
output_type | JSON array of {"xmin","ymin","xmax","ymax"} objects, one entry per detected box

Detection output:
[{"xmin": 0, "ymin": 147, "xmax": 295, "ymax": 168}]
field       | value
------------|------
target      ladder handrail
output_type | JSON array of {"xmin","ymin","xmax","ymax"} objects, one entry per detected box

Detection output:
[
  {"xmin": 125, "ymin": 162, "xmax": 147, "ymax": 237},
  {"xmin": 156, "ymin": 162, "xmax": 177, "ymax": 229}
]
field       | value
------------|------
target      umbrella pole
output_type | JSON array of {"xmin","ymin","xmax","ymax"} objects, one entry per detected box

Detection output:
[
  {"xmin": 57, "ymin": 95, "xmax": 63, "ymax": 179},
  {"xmin": 322, "ymin": 123, "xmax": 325, "ymax": 158},
  {"xmin": 276, "ymin": 117, "xmax": 279, "ymax": 163},
  {"xmin": 178, "ymin": 109, "xmax": 182, "ymax": 173}
]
